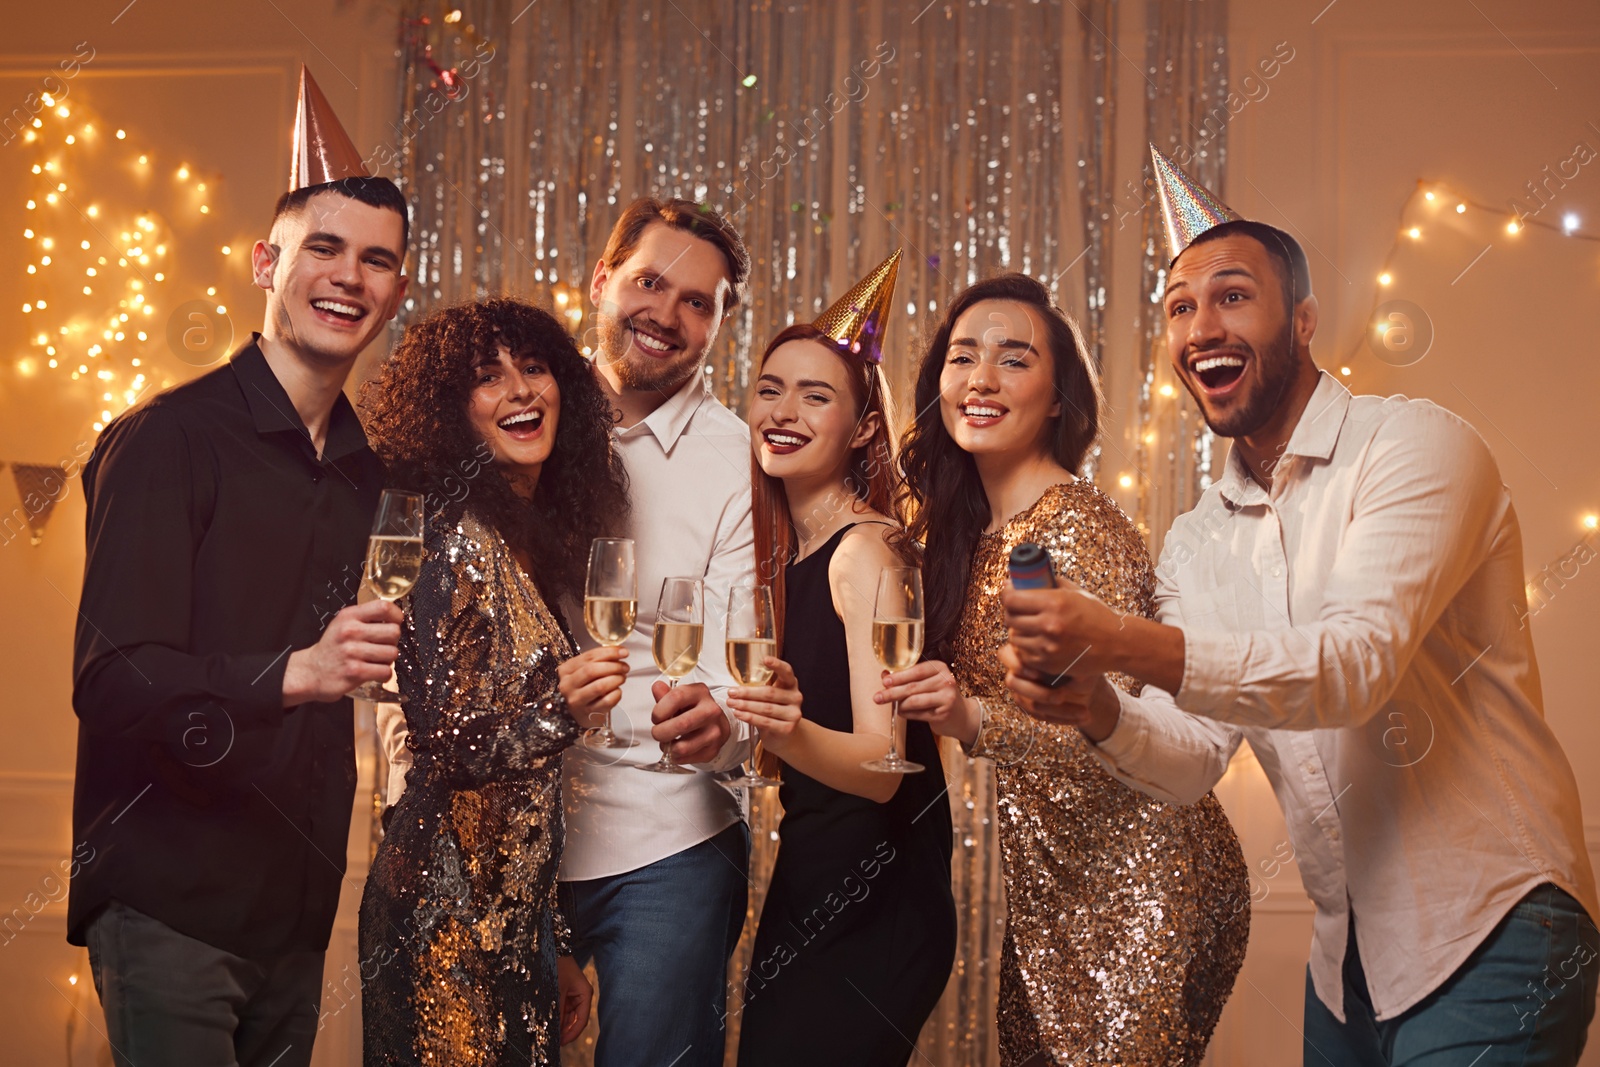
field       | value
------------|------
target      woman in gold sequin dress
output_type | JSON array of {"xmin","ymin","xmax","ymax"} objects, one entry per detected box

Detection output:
[
  {"xmin": 358, "ymin": 299, "xmax": 631, "ymax": 1066},
  {"xmin": 889, "ymin": 275, "xmax": 1250, "ymax": 1066}
]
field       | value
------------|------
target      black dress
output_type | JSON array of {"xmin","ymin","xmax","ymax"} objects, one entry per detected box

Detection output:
[{"xmin": 737, "ymin": 523, "xmax": 957, "ymax": 1066}]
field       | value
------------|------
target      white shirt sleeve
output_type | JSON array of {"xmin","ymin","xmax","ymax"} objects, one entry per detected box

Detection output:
[
  {"xmin": 1177, "ymin": 404, "xmax": 1505, "ymax": 731},
  {"xmin": 1087, "ymin": 526, "xmax": 1244, "ymax": 805}
]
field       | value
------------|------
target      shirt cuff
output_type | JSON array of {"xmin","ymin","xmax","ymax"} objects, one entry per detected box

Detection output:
[
  {"xmin": 1173, "ymin": 625, "xmax": 1243, "ymax": 719},
  {"xmin": 222, "ymin": 650, "xmax": 295, "ymax": 719},
  {"xmin": 1090, "ymin": 687, "xmax": 1146, "ymax": 766}
]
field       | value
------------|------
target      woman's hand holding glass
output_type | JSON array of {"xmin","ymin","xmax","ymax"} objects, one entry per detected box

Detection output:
[
  {"xmin": 884, "ymin": 660, "xmax": 981, "ymax": 748},
  {"xmin": 557, "ymin": 646, "xmax": 630, "ymax": 734},
  {"xmin": 727, "ymin": 656, "xmax": 804, "ymax": 749}
]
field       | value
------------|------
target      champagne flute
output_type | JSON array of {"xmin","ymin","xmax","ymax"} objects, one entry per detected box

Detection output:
[
  {"xmin": 861, "ymin": 567, "xmax": 926, "ymax": 774},
  {"xmin": 347, "ymin": 490, "xmax": 425, "ymax": 701},
  {"xmin": 580, "ymin": 537, "xmax": 638, "ymax": 749},
  {"xmin": 638, "ymin": 576, "xmax": 704, "ymax": 775},
  {"xmin": 719, "ymin": 584, "xmax": 780, "ymax": 791}
]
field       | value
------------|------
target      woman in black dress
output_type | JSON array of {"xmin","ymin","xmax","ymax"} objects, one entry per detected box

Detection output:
[
  {"xmin": 358, "ymin": 299, "xmax": 630, "ymax": 1065},
  {"xmin": 728, "ymin": 255, "xmax": 957, "ymax": 1066}
]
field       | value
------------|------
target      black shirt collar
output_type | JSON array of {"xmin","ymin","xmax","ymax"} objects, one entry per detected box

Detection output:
[{"xmin": 230, "ymin": 334, "xmax": 371, "ymax": 462}]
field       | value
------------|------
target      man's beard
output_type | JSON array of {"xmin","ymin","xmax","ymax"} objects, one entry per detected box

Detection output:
[
  {"xmin": 596, "ymin": 313, "xmax": 703, "ymax": 394},
  {"xmin": 1194, "ymin": 321, "xmax": 1297, "ymax": 439}
]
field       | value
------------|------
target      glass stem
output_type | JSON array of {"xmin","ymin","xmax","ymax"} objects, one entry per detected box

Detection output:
[{"xmin": 887, "ymin": 701, "xmax": 902, "ymax": 763}]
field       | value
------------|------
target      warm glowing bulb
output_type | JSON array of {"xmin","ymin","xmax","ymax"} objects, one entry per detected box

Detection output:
[
  {"xmin": 1118, "ymin": 473, "xmax": 1135, "ymax": 489},
  {"xmin": 31, "ymin": 164, "xmax": 41, "ymax": 174},
  {"xmin": 1506, "ymin": 220, "xmax": 1520, "ymax": 234},
  {"xmin": 25, "ymin": 200, "xmax": 35, "ymax": 210},
  {"xmin": 22, "ymin": 228, "xmax": 32, "ymax": 238},
  {"xmin": 65, "ymin": 134, "xmax": 75, "ymax": 145},
  {"xmin": 1424, "ymin": 191, "xmax": 1436, "ymax": 201},
  {"xmin": 177, "ymin": 165, "xmax": 190, "ymax": 180},
  {"xmin": 41, "ymin": 93, "xmax": 55, "ymax": 107},
  {"xmin": 200, "ymin": 205, "xmax": 209, "ymax": 213},
  {"xmin": 1584, "ymin": 514, "xmax": 1599, "ymax": 531},
  {"xmin": 1455, "ymin": 203, "xmax": 1466, "ymax": 214},
  {"xmin": 116, "ymin": 129, "xmax": 126, "ymax": 139},
  {"xmin": 56, "ymin": 105, "xmax": 70, "ymax": 118},
  {"xmin": 1158, "ymin": 383, "xmax": 1176, "ymax": 398},
  {"xmin": 68, "ymin": 974, "xmax": 78, "ymax": 986},
  {"xmin": 1407, "ymin": 227, "xmax": 1421, "ymax": 239},
  {"xmin": 1563, "ymin": 213, "xmax": 1580, "ymax": 234},
  {"xmin": 1143, "ymin": 431, "xmax": 1156, "ymax": 445},
  {"xmin": 221, "ymin": 245, "xmax": 231, "ymax": 255},
  {"xmin": 138, "ymin": 154, "xmax": 147, "ymax": 164},
  {"xmin": 26, "ymin": 265, "xmax": 36, "ymax": 274},
  {"xmin": 1378, "ymin": 272, "xmax": 1392, "ymax": 286},
  {"xmin": 87, "ymin": 205, "xmax": 98, "ymax": 217},
  {"xmin": 1340, "ymin": 366, "xmax": 1352, "ymax": 376},
  {"xmin": 216, "ymin": 305, "xmax": 226, "ymax": 314}
]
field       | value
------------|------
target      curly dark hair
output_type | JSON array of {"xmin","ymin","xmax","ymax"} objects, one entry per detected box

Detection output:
[{"xmin": 361, "ymin": 297, "xmax": 630, "ymax": 607}]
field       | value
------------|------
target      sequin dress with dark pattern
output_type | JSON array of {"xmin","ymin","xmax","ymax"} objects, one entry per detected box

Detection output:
[
  {"xmin": 359, "ymin": 510, "xmax": 579, "ymax": 1066},
  {"xmin": 954, "ymin": 482, "xmax": 1249, "ymax": 1067}
]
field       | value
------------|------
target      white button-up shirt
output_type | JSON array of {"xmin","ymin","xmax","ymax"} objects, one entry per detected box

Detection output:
[
  {"xmin": 1095, "ymin": 371, "xmax": 1597, "ymax": 1021},
  {"xmin": 558, "ymin": 371, "xmax": 754, "ymax": 882}
]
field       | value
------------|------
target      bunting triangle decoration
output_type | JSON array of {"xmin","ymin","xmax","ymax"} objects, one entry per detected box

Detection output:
[
  {"xmin": 812, "ymin": 249, "xmax": 902, "ymax": 364},
  {"xmin": 6, "ymin": 463, "xmax": 71, "ymax": 547},
  {"xmin": 1149, "ymin": 144, "xmax": 1243, "ymax": 265},
  {"xmin": 289, "ymin": 65, "xmax": 371, "ymax": 192}
]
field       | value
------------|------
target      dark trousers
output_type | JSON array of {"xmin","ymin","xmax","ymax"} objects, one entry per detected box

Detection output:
[
  {"xmin": 1304, "ymin": 884, "xmax": 1599, "ymax": 1066},
  {"xmin": 85, "ymin": 900, "xmax": 325, "ymax": 1067},
  {"xmin": 560, "ymin": 822, "xmax": 751, "ymax": 1067}
]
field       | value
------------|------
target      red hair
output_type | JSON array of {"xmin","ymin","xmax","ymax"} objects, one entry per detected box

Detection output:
[{"xmin": 749, "ymin": 324, "xmax": 911, "ymax": 648}]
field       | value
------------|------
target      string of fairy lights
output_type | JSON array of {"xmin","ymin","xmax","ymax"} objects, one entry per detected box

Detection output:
[
  {"xmin": 6, "ymin": 88, "xmax": 1595, "ymax": 542},
  {"xmin": 13, "ymin": 89, "xmax": 227, "ymax": 433}
]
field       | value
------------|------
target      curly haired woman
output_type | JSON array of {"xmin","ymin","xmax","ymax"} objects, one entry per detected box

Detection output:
[{"xmin": 357, "ymin": 297, "xmax": 629, "ymax": 1066}]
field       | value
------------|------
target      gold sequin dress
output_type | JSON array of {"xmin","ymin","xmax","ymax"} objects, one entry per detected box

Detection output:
[
  {"xmin": 952, "ymin": 481, "xmax": 1249, "ymax": 1066},
  {"xmin": 360, "ymin": 510, "xmax": 579, "ymax": 1066}
]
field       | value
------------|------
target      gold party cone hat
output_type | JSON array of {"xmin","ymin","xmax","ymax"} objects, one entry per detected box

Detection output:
[
  {"xmin": 813, "ymin": 249, "xmax": 901, "ymax": 363},
  {"xmin": 1150, "ymin": 144, "xmax": 1242, "ymax": 264},
  {"xmin": 289, "ymin": 65, "xmax": 370, "ymax": 192}
]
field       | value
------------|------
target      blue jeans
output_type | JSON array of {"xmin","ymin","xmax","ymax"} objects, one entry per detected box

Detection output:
[
  {"xmin": 1304, "ymin": 884, "xmax": 1599, "ymax": 1066},
  {"xmin": 560, "ymin": 822, "xmax": 750, "ymax": 1067},
  {"xmin": 84, "ymin": 900, "xmax": 325, "ymax": 1067}
]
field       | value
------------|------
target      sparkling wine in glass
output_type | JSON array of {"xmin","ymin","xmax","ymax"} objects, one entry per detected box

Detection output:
[
  {"xmin": 638, "ymin": 576, "xmax": 704, "ymax": 775},
  {"xmin": 862, "ymin": 567, "xmax": 926, "ymax": 774},
  {"xmin": 348, "ymin": 490, "xmax": 425, "ymax": 701},
  {"xmin": 719, "ymin": 584, "xmax": 779, "ymax": 791},
  {"xmin": 581, "ymin": 538, "xmax": 637, "ymax": 749}
]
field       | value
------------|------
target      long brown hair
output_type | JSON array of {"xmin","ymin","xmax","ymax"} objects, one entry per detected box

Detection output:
[
  {"xmin": 749, "ymin": 324, "xmax": 910, "ymax": 643},
  {"xmin": 899, "ymin": 273, "xmax": 1103, "ymax": 660}
]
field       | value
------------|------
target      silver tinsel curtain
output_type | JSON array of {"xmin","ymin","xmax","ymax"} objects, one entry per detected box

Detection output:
[{"xmin": 386, "ymin": 2, "xmax": 1226, "ymax": 1063}]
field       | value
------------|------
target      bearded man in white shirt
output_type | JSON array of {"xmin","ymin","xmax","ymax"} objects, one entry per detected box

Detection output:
[
  {"xmin": 553, "ymin": 197, "xmax": 756, "ymax": 1067},
  {"xmin": 997, "ymin": 149, "xmax": 1599, "ymax": 1065}
]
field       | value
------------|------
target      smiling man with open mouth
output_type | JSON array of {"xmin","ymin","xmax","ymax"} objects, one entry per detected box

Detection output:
[{"xmin": 999, "ymin": 146, "xmax": 1600, "ymax": 1067}]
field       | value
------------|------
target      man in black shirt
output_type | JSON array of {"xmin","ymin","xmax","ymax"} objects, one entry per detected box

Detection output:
[{"xmin": 69, "ymin": 69, "xmax": 409, "ymax": 1067}]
